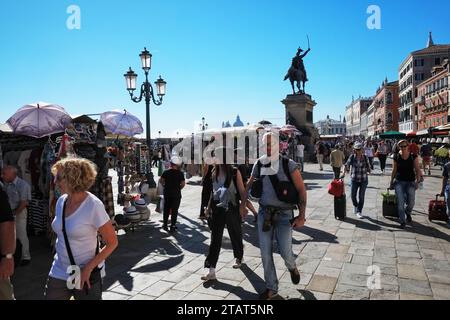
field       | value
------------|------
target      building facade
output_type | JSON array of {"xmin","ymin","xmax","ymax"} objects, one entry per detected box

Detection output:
[
  {"xmin": 398, "ymin": 33, "xmax": 450, "ymax": 133},
  {"xmin": 373, "ymin": 79, "xmax": 400, "ymax": 135},
  {"xmin": 360, "ymin": 111, "xmax": 368, "ymax": 138},
  {"xmin": 417, "ymin": 59, "xmax": 450, "ymax": 130},
  {"xmin": 345, "ymin": 96, "xmax": 373, "ymax": 137},
  {"xmin": 367, "ymin": 102, "xmax": 376, "ymax": 137},
  {"xmin": 315, "ymin": 115, "xmax": 346, "ymax": 136}
]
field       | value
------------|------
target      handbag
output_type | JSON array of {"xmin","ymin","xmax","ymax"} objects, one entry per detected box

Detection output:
[{"xmin": 62, "ymin": 199, "xmax": 103, "ymax": 289}]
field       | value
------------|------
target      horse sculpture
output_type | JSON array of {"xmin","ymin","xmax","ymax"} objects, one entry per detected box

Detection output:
[{"xmin": 284, "ymin": 48, "xmax": 310, "ymax": 95}]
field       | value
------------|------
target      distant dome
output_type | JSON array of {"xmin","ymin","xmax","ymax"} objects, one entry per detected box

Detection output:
[
  {"xmin": 233, "ymin": 115, "xmax": 244, "ymax": 127},
  {"xmin": 224, "ymin": 121, "xmax": 231, "ymax": 128}
]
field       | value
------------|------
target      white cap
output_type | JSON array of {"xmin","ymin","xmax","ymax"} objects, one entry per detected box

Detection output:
[
  {"xmin": 170, "ymin": 156, "xmax": 183, "ymax": 166},
  {"xmin": 353, "ymin": 142, "xmax": 363, "ymax": 150}
]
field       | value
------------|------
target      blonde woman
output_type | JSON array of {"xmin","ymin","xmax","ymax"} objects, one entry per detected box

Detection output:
[{"xmin": 44, "ymin": 158, "xmax": 118, "ymax": 300}]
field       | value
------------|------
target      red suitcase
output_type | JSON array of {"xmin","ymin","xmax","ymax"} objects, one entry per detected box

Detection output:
[{"xmin": 428, "ymin": 195, "xmax": 449, "ymax": 222}]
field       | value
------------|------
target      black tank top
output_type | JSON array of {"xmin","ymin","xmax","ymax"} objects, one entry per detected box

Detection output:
[{"xmin": 395, "ymin": 153, "xmax": 416, "ymax": 182}]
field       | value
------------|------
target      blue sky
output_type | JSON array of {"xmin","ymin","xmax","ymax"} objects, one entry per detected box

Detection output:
[{"xmin": 1, "ymin": 0, "xmax": 449, "ymax": 138}]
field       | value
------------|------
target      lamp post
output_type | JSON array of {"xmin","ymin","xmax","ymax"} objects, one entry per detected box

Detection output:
[
  {"xmin": 124, "ymin": 47, "xmax": 166, "ymax": 188},
  {"xmin": 158, "ymin": 131, "xmax": 161, "ymax": 139}
]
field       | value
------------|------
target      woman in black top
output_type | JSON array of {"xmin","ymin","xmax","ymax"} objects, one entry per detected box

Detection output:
[
  {"xmin": 390, "ymin": 140, "xmax": 422, "ymax": 229},
  {"xmin": 202, "ymin": 149, "xmax": 248, "ymax": 282}
]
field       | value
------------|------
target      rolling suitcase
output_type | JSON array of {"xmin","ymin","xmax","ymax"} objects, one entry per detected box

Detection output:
[
  {"xmin": 428, "ymin": 194, "xmax": 449, "ymax": 222},
  {"xmin": 334, "ymin": 195, "xmax": 346, "ymax": 220},
  {"xmin": 382, "ymin": 189, "xmax": 398, "ymax": 218}
]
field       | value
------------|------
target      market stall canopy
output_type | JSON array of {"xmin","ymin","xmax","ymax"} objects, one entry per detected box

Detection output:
[
  {"xmin": 379, "ymin": 131, "xmax": 406, "ymax": 139},
  {"xmin": 7, "ymin": 102, "xmax": 72, "ymax": 138},
  {"xmin": 435, "ymin": 123, "xmax": 450, "ymax": 131},
  {"xmin": 100, "ymin": 109, "xmax": 143, "ymax": 137},
  {"xmin": 280, "ymin": 124, "xmax": 302, "ymax": 136}
]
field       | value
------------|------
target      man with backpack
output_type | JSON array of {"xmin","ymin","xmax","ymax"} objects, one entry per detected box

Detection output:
[
  {"xmin": 245, "ymin": 132, "xmax": 307, "ymax": 300},
  {"xmin": 0, "ymin": 182, "xmax": 15, "ymax": 300},
  {"xmin": 345, "ymin": 142, "xmax": 371, "ymax": 219}
]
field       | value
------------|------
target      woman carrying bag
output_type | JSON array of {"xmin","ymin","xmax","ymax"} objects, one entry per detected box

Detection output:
[{"xmin": 44, "ymin": 158, "xmax": 118, "ymax": 300}]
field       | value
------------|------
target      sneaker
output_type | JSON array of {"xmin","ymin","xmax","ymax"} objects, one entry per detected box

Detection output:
[
  {"xmin": 201, "ymin": 273, "xmax": 217, "ymax": 281},
  {"xmin": 162, "ymin": 225, "xmax": 169, "ymax": 232},
  {"xmin": 400, "ymin": 222, "xmax": 406, "ymax": 229},
  {"xmin": 356, "ymin": 213, "xmax": 363, "ymax": 219},
  {"xmin": 259, "ymin": 289, "xmax": 279, "ymax": 300},
  {"xmin": 289, "ymin": 267, "xmax": 300, "ymax": 285},
  {"xmin": 233, "ymin": 258, "xmax": 243, "ymax": 269}
]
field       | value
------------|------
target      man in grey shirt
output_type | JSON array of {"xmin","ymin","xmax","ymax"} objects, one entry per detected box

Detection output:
[
  {"xmin": 2, "ymin": 166, "xmax": 31, "ymax": 265},
  {"xmin": 245, "ymin": 132, "xmax": 307, "ymax": 300}
]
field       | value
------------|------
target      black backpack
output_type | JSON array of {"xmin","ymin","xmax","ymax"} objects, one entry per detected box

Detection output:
[{"xmin": 251, "ymin": 157, "xmax": 299, "ymax": 205}]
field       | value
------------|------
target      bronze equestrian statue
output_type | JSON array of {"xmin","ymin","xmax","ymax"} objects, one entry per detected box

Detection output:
[{"xmin": 284, "ymin": 47, "xmax": 311, "ymax": 95}]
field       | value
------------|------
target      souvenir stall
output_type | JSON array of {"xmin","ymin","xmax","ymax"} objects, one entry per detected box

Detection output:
[
  {"xmin": 100, "ymin": 110, "xmax": 151, "ymax": 231},
  {"xmin": 1, "ymin": 108, "xmax": 119, "ymax": 246},
  {"xmin": 0, "ymin": 131, "xmax": 54, "ymax": 236}
]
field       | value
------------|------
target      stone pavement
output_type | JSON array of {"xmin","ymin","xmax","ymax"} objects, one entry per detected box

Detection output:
[{"xmin": 12, "ymin": 159, "xmax": 450, "ymax": 300}]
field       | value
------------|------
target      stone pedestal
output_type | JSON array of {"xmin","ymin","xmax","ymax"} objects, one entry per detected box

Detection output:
[{"xmin": 282, "ymin": 94, "xmax": 319, "ymax": 161}]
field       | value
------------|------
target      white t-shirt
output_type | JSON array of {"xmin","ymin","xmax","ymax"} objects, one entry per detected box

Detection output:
[
  {"xmin": 49, "ymin": 192, "xmax": 110, "ymax": 281},
  {"xmin": 296, "ymin": 145, "xmax": 305, "ymax": 157}
]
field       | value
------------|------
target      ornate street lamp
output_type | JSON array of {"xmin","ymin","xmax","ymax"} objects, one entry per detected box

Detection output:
[{"xmin": 124, "ymin": 47, "xmax": 166, "ymax": 188}]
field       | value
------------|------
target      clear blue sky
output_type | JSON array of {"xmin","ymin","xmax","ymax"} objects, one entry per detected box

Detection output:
[{"xmin": 1, "ymin": 0, "xmax": 449, "ymax": 138}]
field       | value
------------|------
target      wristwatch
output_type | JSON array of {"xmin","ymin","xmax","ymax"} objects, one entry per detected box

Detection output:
[{"xmin": 1, "ymin": 253, "xmax": 13, "ymax": 259}]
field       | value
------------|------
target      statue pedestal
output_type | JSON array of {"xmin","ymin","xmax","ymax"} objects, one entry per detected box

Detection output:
[{"xmin": 282, "ymin": 94, "xmax": 319, "ymax": 161}]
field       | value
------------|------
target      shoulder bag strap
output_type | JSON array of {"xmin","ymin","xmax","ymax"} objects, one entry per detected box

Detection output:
[
  {"xmin": 62, "ymin": 199, "xmax": 100, "ymax": 268},
  {"xmin": 62, "ymin": 199, "xmax": 77, "ymax": 267}
]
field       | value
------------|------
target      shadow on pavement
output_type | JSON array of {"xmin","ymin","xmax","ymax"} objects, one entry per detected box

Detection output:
[
  {"xmin": 294, "ymin": 225, "xmax": 339, "ymax": 244},
  {"xmin": 103, "ymin": 212, "xmax": 211, "ymax": 293},
  {"xmin": 289, "ymin": 289, "xmax": 318, "ymax": 300},
  {"xmin": 345, "ymin": 215, "xmax": 450, "ymax": 242},
  {"xmin": 302, "ymin": 172, "xmax": 334, "ymax": 181}
]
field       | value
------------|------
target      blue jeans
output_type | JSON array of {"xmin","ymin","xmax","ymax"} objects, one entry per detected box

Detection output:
[
  {"xmin": 394, "ymin": 180, "xmax": 416, "ymax": 223},
  {"xmin": 351, "ymin": 180, "xmax": 368, "ymax": 213},
  {"xmin": 297, "ymin": 157, "xmax": 304, "ymax": 172},
  {"xmin": 258, "ymin": 207, "xmax": 296, "ymax": 293},
  {"xmin": 444, "ymin": 185, "xmax": 450, "ymax": 218}
]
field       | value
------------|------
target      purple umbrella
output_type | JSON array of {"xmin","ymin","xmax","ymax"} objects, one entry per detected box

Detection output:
[
  {"xmin": 7, "ymin": 102, "xmax": 72, "ymax": 138},
  {"xmin": 100, "ymin": 110, "xmax": 143, "ymax": 137}
]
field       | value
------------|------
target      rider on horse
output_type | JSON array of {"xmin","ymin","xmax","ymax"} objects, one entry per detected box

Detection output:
[{"xmin": 284, "ymin": 47, "xmax": 311, "ymax": 94}]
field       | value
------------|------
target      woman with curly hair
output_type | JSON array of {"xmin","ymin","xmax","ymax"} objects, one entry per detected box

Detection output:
[{"xmin": 44, "ymin": 158, "xmax": 118, "ymax": 300}]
